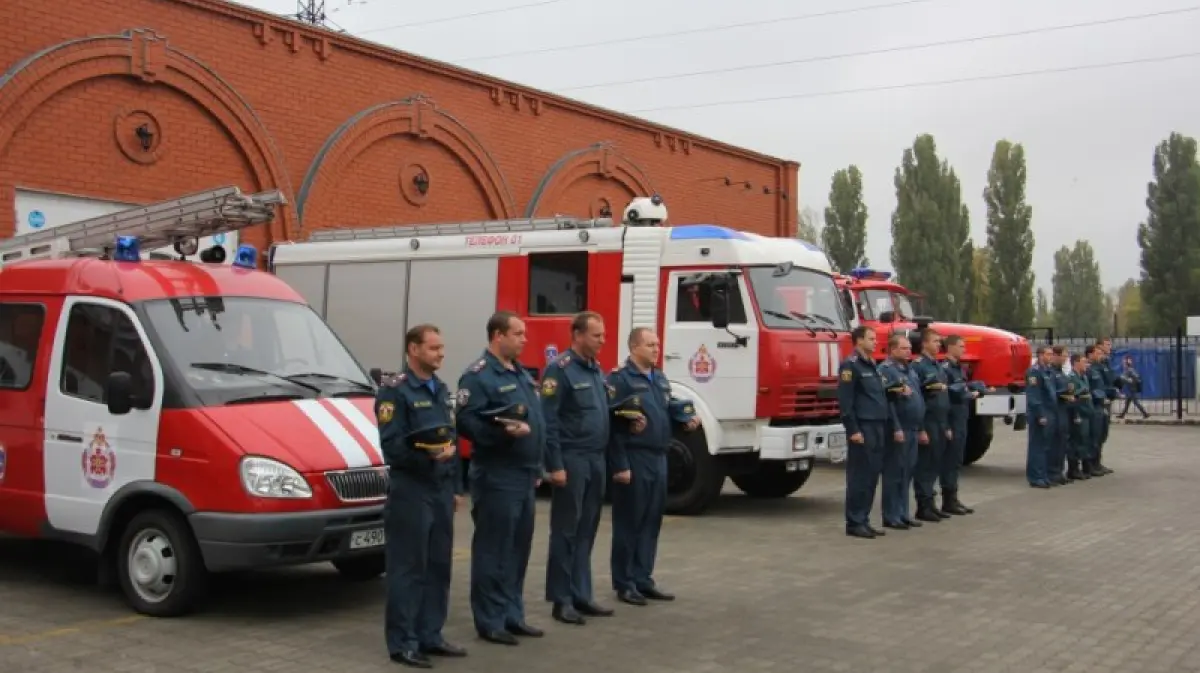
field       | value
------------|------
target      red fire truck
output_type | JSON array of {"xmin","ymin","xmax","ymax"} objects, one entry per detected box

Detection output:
[
  {"xmin": 269, "ymin": 196, "xmax": 852, "ymax": 515},
  {"xmin": 832, "ymin": 268, "xmax": 1031, "ymax": 465},
  {"xmin": 0, "ymin": 187, "xmax": 389, "ymax": 617}
]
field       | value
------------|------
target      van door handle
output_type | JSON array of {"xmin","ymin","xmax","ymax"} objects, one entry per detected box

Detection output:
[
  {"xmin": 664, "ymin": 353, "xmax": 682, "ymax": 360},
  {"xmin": 54, "ymin": 433, "xmax": 83, "ymax": 443}
]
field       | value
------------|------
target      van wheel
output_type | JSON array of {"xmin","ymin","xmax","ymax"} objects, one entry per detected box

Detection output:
[
  {"xmin": 665, "ymin": 426, "xmax": 723, "ymax": 516},
  {"xmin": 731, "ymin": 463, "xmax": 811, "ymax": 498},
  {"xmin": 963, "ymin": 415, "xmax": 994, "ymax": 466},
  {"xmin": 116, "ymin": 509, "xmax": 207, "ymax": 618},
  {"xmin": 333, "ymin": 554, "xmax": 385, "ymax": 581}
]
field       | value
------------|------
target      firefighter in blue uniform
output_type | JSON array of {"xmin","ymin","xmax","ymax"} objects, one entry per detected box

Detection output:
[
  {"xmin": 455, "ymin": 311, "xmax": 546, "ymax": 646},
  {"xmin": 878, "ymin": 333, "xmax": 924, "ymax": 530},
  {"xmin": 1025, "ymin": 345, "xmax": 1056, "ymax": 488},
  {"xmin": 542, "ymin": 311, "xmax": 614, "ymax": 624},
  {"xmin": 1066, "ymin": 353, "xmax": 1093, "ymax": 481},
  {"xmin": 607, "ymin": 327, "xmax": 700, "ymax": 605},
  {"xmin": 1093, "ymin": 338, "xmax": 1118, "ymax": 474},
  {"xmin": 941, "ymin": 334, "xmax": 989, "ymax": 515},
  {"xmin": 376, "ymin": 324, "xmax": 467, "ymax": 668},
  {"xmin": 1046, "ymin": 345, "xmax": 1072, "ymax": 486},
  {"xmin": 912, "ymin": 329, "xmax": 951, "ymax": 522},
  {"xmin": 837, "ymin": 326, "xmax": 890, "ymax": 539},
  {"xmin": 1084, "ymin": 345, "xmax": 1110, "ymax": 478}
]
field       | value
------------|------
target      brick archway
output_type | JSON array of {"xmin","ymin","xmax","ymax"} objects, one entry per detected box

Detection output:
[
  {"xmin": 295, "ymin": 96, "xmax": 516, "ymax": 230},
  {"xmin": 0, "ymin": 29, "xmax": 295, "ymax": 242},
  {"xmin": 525, "ymin": 143, "xmax": 655, "ymax": 217}
]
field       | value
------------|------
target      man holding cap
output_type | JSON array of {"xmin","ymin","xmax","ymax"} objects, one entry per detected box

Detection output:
[
  {"xmin": 375, "ymin": 324, "xmax": 466, "ymax": 668},
  {"xmin": 607, "ymin": 327, "xmax": 699, "ymax": 606}
]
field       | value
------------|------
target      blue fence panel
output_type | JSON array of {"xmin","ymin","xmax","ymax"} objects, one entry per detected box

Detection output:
[{"xmin": 1111, "ymin": 346, "xmax": 1196, "ymax": 400}]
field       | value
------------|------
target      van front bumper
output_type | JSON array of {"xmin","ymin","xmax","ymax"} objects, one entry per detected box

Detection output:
[{"xmin": 189, "ymin": 505, "xmax": 385, "ymax": 572}]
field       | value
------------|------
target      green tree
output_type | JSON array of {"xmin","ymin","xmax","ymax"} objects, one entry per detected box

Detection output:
[
  {"xmin": 796, "ymin": 206, "xmax": 821, "ymax": 244},
  {"xmin": 890, "ymin": 134, "xmax": 972, "ymax": 320},
  {"xmin": 1034, "ymin": 288, "xmax": 1051, "ymax": 326},
  {"xmin": 1051, "ymin": 240, "xmax": 1105, "ymax": 337},
  {"xmin": 1137, "ymin": 132, "xmax": 1200, "ymax": 332},
  {"xmin": 983, "ymin": 140, "xmax": 1036, "ymax": 330},
  {"xmin": 822, "ymin": 165, "xmax": 869, "ymax": 272},
  {"xmin": 964, "ymin": 245, "xmax": 991, "ymax": 324},
  {"xmin": 1114, "ymin": 279, "xmax": 1148, "ymax": 337}
]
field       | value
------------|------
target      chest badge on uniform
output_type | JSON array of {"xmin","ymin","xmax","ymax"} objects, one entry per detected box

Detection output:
[
  {"xmin": 83, "ymin": 427, "xmax": 116, "ymax": 490},
  {"xmin": 378, "ymin": 401, "xmax": 395, "ymax": 423},
  {"xmin": 688, "ymin": 344, "xmax": 716, "ymax": 383}
]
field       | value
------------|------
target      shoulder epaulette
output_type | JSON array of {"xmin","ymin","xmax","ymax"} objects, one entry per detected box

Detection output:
[
  {"xmin": 555, "ymin": 352, "xmax": 573, "ymax": 367},
  {"xmin": 469, "ymin": 359, "xmax": 486, "ymax": 373},
  {"xmin": 383, "ymin": 372, "xmax": 405, "ymax": 387}
]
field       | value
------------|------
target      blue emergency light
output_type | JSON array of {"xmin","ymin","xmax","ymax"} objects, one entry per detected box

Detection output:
[
  {"xmin": 848, "ymin": 267, "xmax": 892, "ymax": 281},
  {"xmin": 232, "ymin": 244, "xmax": 258, "ymax": 269},
  {"xmin": 113, "ymin": 235, "xmax": 141, "ymax": 262}
]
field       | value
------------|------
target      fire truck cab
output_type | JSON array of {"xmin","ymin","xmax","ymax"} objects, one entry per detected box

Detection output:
[
  {"xmin": 0, "ymin": 187, "xmax": 389, "ymax": 617},
  {"xmin": 833, "ymin": 267, "xmax": 1031, "ymax": 465},
  {"xmin": 269, "ymin": 196, "xmax": 851, "ymax": 515}
]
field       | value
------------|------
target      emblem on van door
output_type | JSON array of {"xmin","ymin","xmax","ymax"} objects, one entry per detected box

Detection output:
[
  {"xmin": 688, "ymin": 345, "xmax": 716, "ymax": 383},
  {"xmin": 82, "ymin": 427, "xmax": 116, "ymax": 489},
  {"xmin": 0, "ymin": 444, "xmax": 7, "ymax": 485}
]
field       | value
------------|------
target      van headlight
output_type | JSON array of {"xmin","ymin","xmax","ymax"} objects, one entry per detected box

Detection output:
[
  {"xmin": 792, "ymin": 433, "xmax": 809, "ymax": 452},
  {"xmin": 240, "ymin": 456, "xmax": 313, "ymax": 499}
]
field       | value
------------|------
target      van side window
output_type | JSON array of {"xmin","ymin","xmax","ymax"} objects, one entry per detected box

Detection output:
[
  {"xmin": 675, "ymin": 277, "xmax": 747, "ymax": 324},
  {"xmin": 60, "ymin": 304, "xmax": 154, "ymax": 404},
  {"xmin": 529, "ymin": 252, "xmax": 588, "ymax": 315},
  {"xmin": 0, "ymin": 303, "xmax": 46, "ymax": 390}
]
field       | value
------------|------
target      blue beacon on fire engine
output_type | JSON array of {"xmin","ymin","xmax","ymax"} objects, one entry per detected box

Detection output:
[
  {"xmin": 113, "ymin": 235, "xmax": 141, "ymax": 262},
  {"xmin": 848, "ymin": 267, "xmax": 893, "ymax": 281},
  {"xmin": 232, "ymin": 244, "xmax": 258, "ymax": 269}
]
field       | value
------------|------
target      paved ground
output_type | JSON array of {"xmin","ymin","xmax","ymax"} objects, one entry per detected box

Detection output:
[{"xmin": 4, "ymin": 424, "xmax": 1200, "ymax": 673}]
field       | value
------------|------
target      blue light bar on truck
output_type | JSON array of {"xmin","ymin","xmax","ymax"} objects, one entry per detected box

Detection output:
[
  {"xmin": 848, "ymin": 267, "xmax": 892, "ymax": 281},
  {"xmin": 232, "ymin": 244, "xmax": 258, "ymax": 269},
  {"xmin": 113, "ymin": 235, "xmax": 141, "ymax": 262}
]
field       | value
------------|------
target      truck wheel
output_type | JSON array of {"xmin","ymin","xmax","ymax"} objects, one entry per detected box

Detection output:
[
  {"xmin": 333, "ymin": 554, "xmax": 385, "ymax": 581},
  {"xmin": 731, "ymin": 463, "xmax": 812, "ymax": 498},
  {"xmin": 665, "ymin": 426, "xmax": 723, "ymax": 516},
  {"xmin": 962, "ymin": 415, "xmax": 994, "ymax": 466},
  {"xmin": 115, "ymin": 508, "xmax": 207, "ymax": 618}
]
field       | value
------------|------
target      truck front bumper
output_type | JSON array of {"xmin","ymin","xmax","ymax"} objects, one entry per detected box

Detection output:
[
  {"xmin": 189, "ymin": 504, "xmax": 385, "ymax": 572},
  {"xmin": 760, "ymin": 423, "xmax": 842, "ymax": 468}
]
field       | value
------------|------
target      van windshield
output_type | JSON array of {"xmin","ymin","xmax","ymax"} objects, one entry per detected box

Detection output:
[
  {"xmin": 140, "ymin": 297, "xmax": 373, "ymax": 406},
  {"xmin": 747, "ymin": 265, "xmax": 850, "ymax": 331}
]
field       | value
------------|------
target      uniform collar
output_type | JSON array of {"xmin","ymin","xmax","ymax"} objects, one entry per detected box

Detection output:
[
  {"xmin": 624, "ymin": 358, "xmax": 655, "ymax": 377},
  {"xmin": 569, "ymin": 348, "xmax": 598, "ymax": 371},
  {"xmin": 482, "ymin": 349, "xmax": 518, "ymax": 374},
  {"xmin": 403, "ymin": 365, "xmax": 440, "ymax": 389}
]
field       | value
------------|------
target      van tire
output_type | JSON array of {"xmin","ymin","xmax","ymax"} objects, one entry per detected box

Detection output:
[
  {"xmin": 731, "ymin": 463, "xmax": 811, "ymax": 498},
  {"xmin": 333, "ymin": 554, "xmax": 385, "ymax": 581},
  {"xmin": 665, "ymin": 427, "xmax": 723, "ymax": 516},
  {"xmin": 115, "ymin": 509, "xmax": 207, "ymax": 618}
]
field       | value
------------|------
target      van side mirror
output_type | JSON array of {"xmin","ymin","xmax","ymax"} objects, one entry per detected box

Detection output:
[
  {"xmin": 106, "ymin": 371, "xmax": 134, "ymax": 415},
  {"xmin": 709, "ymin": 276, "xmax": 732, "ymax": 329},
  {"xmin": 879, "ymin": 310, "xmax": 896, "ymax": 323}
]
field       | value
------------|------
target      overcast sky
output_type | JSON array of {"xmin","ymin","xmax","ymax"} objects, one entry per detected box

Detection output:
[{"xmin": 243, "ymin": 0, "xmax": 1199, "ymax": 299}]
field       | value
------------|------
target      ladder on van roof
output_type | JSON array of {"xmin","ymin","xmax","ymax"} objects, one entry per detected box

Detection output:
[
  {"xmin": 307, "ymin": 214, "xmax": 617, "ymax": 242},
  {"xmin": 0, "ymin": 186, "xmax": 286, "ymax": 268}
]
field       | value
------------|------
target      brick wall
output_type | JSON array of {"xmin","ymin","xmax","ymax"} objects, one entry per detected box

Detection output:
[{"xmin": 0, "ymin": 0, "xmax": 800, "ymax": 251}]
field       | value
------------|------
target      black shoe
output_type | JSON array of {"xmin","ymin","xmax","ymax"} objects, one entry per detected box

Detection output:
[
  {"xmin": 1088, "ymin": 465, "xmax": 1106, "ymax": 477},
  {"xmin": 506, "ymin": 622, "xmax": 544, "ymax": 638},
  {"xmin": 574, "ymin": 600, "xmax": 614, "ymax": 617},
  {"xmin": 1097, "ymin": 463, "xmax": 1114, "ymax": 475},
  {"xmin": 845, "ymin": 525, "xmax": 876, "ymax": 539},
  {"xmin": 882, "ymin": 520, "xmax": 910, "ymax": 530},
  {"xmin": 1030, "ymin": 481, "xmax": 1051, "ymax": 489},
  {"xmin": 478, "ymin": 630, "xmax": 519, "ymax": 646},
  {"xmin": 617, "ymin": 590, "xmax": 647, "ymax": 606},
  {"xmin": 552, "ymin": 604, "xmax": 586, "ymax": 625},
  {"xmin": 903, "ymin": 518, "xmax": 923, "ymax": 528},
  {"xmin": 915, "ymin": 506, "xmax": 942, "ymax": 522},
  {"xmin": 866, "ymin": 525, "xmax": 886, "ymax": 537},
  {"xmin": 1054, "ymin": 476, "xmax": 1070, "ymax": 486},
  {"xmin": 390, "ymin": 650, "xmax": 433, "ymax": 668},
  {"xmin": 639, "ymin": 586, "xmax": 675, "ymax": 601},
  {"xmin": 421, "ymin": 642, "xmax": 467, "ymax": 658}
]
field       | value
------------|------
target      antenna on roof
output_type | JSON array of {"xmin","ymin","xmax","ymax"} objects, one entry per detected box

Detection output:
[{"xmin": 296, "ymin": 0, "xmax": 327, "ymax": 26}]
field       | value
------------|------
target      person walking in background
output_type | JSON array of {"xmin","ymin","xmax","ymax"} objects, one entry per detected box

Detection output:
[{"xmin": 1117, "ymin": 355, "xmax": 1150, "ymax": 420}]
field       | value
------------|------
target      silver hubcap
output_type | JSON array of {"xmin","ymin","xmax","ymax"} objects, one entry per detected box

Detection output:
[{"xmin": 127, "ymin": 527, "xmax": 177, "ymax": 604}]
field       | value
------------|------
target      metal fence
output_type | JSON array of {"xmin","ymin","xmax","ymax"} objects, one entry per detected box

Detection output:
[{"xmin": 1015, "ymin": 326, "xmax": 1198, "ymax": 420}]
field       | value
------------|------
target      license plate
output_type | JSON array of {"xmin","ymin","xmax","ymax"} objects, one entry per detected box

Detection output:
[
  {"xmin": 785, "ymin": 459, "xmax": 811, "ymax": 472},
  {"xmin": 829, "ymin": 432, "xmax": 846, "ymax": 448},
  {"xmin": 349, "ymin": 528, "xmax": 385, "ymax": 549}
]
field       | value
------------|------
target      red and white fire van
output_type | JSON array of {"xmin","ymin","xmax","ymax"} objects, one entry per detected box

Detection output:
[
  {"xmin": 269, "ymin": 196, "xmax": 851, "ymax": 515},
  {"xmin": 0, "ymin": 187, "xmax": 388, "ymax": 617}
]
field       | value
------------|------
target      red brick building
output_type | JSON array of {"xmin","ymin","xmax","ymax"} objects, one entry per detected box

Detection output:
[{"xmin": 0, "ymin": 0, "xmax": 799, "ymax": 251}]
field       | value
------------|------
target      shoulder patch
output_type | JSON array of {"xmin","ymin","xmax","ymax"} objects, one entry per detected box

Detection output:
[
  {"xmin": 470, "ymin": 359, "xmax": 486, "ymax": 373},
  {"xmin": 456, "ymin": 388, "xmax": 470, "ymax": 407},
  {"xmin": 377, "ymin": 401, "xmax": 395, "ymax": 423},
  {"xmin": 840, "ymin": 368, "xmax": 854, "ymax": 383},
  {"xmin": 1028, "ymin": 375, "xmax": 1038, "ymax": 386},
  {"xmin": 541, "ymin": 377, "xmax": 558, "ymax": 396}
]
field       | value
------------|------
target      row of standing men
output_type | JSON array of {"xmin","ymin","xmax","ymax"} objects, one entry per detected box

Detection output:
[
  {"xmin": 837, "ymin": 326, "xmax": 991, "ymax": 539},
  {"xmin": 372, "ymin": 310, "xmax": 701, "ymax": 668},
  {"xmin": 1024, "ymin": 340, "xmax": 1120, "ymax": 488}
]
